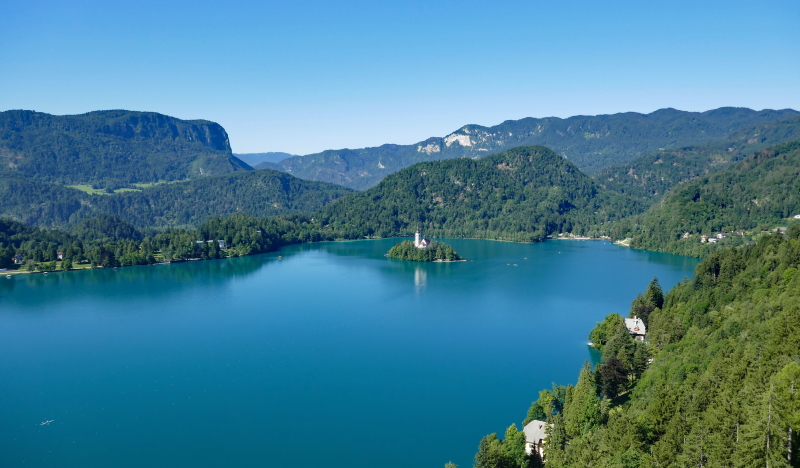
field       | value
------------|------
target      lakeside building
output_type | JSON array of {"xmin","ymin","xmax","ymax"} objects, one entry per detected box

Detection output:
[
  {"xmin": 523, "ymin": 420, "xmax": 551, "ymax": 459},
  {"xmin": 625, "ymin": 316, "xmax": 646, "ymax": 341},
  {"xmin": 413, "ymin": 231, "xmax": 431, "ymax": 249},
  {"xmin": 13, "ymin": 253, "xmax": 24, "ymax": 264},
  {"xmin": 701, "ymin": 235, "xmax": 708, "ymax": 243}
]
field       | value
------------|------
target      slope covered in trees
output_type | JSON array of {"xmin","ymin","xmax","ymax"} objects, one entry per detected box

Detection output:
[
  {"xmin": 313, "ymin": 146, "xmax": 636, "ymax": 242},
  {"xmin": 274, "ymin": 107, "xmax": 798, "ymax": 189},
  {"xmin": 0, "ymin": 169, "xmax": 352, "ymax": 229},
  {"xmin": 0, "ymin": 109, "xmax": 251, "ymax": 188},
  {"xmin": 0, "ymin": 212, "xmax": 332, "ymax": 271},
  {"xmin": 622, "ymin": 141, "xmax": 800, "ymax": 256},
  {"xmin": 473, "ymin": 231, "xmax": 800, "ymax": 468},
  {"xmin": 594, "ymin": 115, "xmax": 800, "ymax": 207}
]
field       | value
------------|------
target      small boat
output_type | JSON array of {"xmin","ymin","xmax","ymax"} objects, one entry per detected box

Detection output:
[
  {"xmin": 6, "ymin": 275, "xmax": 11, "ymax": 278},
  {"xmin": 40, "ymin": 420, "xmax": 54, "ymax": 426}
]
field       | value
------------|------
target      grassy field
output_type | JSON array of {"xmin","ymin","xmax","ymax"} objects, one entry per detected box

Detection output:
[{"xmin": 66, "ymin": 184, "xmax": 142, "ymax": 195}]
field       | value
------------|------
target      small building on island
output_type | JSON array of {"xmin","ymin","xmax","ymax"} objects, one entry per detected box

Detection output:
[
  {"xmin": 414, "ymin": 230, "xmax": 431, "ymax": 249},
  {"xmin": 523, "ymin": 420, "xmax": 551, "ymax": 459},
  {"xmin": 625, "ymin": 316, "xmax": 646, "ymax": 341}
]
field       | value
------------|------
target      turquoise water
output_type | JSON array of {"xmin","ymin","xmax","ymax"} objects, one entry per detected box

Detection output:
[{"xmin": 0, "ymin": 239, "xmax": 698, "ymax": 467}]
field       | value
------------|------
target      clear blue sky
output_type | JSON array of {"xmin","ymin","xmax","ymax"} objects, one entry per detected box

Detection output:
[{"xmin": 2, "ymin": 0, "xmax": 798, "ymax": 154}]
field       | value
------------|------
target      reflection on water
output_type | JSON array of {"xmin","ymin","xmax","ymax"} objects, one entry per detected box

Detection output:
[{"xmin": 414, "ymin": 267, "xmax": 427, "ymax": 287}]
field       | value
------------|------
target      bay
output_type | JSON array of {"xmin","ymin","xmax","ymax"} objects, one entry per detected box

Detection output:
[{"xmin": 0, "ymin": 239, "xmax": 698, "ymax": 467}]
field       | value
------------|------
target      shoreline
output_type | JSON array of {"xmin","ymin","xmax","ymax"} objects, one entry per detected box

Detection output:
[{"xmin": 1, "ymin": 236, "xmax": 654, "ymax": 278}]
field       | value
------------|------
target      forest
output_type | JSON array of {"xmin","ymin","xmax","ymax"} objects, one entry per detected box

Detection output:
[
  {"xmin": 0, "ymin": 169, "xmax": 352, "ymax": 229},
  {"xmin": 619, "ymin": 141, "xmax": 800, "ymax": 256},
  {"xmin": 312, "ymin": 146, "xmax": 637, "ymax": 242},
  {"xmin": 0, "ymin": 109, "xmax": 249, "ymax": 188},
  {"xmin": 0, "ymin": 213, "xmax": 332, "ymax": 271},
  {"xmin": 471, "ymin": 229, "xmax": 800, "ymax": 467}
]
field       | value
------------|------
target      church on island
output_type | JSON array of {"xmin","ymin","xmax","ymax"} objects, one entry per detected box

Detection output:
[{"xmin": 414, "ymin": 230, "xmax": 431, "ymax": 249}]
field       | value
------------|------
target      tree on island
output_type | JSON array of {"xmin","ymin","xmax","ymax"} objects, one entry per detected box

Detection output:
[{"xmin": 387, "ymin": 240, "xmax": 462, "ymax": 262}]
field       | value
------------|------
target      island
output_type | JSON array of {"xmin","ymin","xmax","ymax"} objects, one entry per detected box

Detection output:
[{"xmin": 387, "ymin": 231, "xmax": 463, "ymax": 262}]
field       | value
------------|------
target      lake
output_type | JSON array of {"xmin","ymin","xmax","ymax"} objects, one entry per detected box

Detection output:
[{"xmin": 0, "ymin": 239, "xmax": 698, "ymax": 467}]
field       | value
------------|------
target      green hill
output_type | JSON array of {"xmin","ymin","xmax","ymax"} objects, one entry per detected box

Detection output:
[
  {"xmin": 0, "ymin": 169, "xmax": 352, "ymax": 229},
  {"xmin": 274, "ymin": 107, "xmax": 798, "ymax": 190},
  {"xmin": 623, "ymin": 141, "xmax": 800, "ymax": 256},
  {"xmin": 473, "ymin": 231, "xmax": 800, "ymax": 467},
  {"xmin": 595, "ymin": 115, "xmax": 800, "ymax": 206},
  {"xmin": 314, "ymin": 145, "xmax": 634, "ymax": 242},
  {"xmin": 0, "ymin": 109, "xmax": 251, "ymax": 189}
]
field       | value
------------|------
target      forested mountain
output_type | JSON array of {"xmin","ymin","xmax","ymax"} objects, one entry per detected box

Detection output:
[
  {"xmin": 0, "ymin": 110, "xmax": 251, "ymax": 188},
  {"xmin": 272, "ymin": 107, "xmax": 797, "ymax": 190},
  {"xmin": 620, "ymin": 141, "xmax": 800, "ymax": 256},
  {"xmin": 595, "ymin": 115, "xmax": 800, "ymax": 205},
  {"xmin": 473, "ymin": 230, "xmax": 800, "ymax": 468},
  {"xmin": 234, "ymin": 152, "xmax": 297, "ymax": 166},
  {"xmin": 313, "ymin": 146, "xmax": 635, "ymax": 242},
  {"xmin": 0, "ymin": 169, "xmax": 352, "ymax": 229}
]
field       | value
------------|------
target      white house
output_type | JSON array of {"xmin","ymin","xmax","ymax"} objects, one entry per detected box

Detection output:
[
  {"xmin": 413, "ymin": 231, "xmax": 431, "ymax": 249},
  {"xmin": 716, "ymin": 232, "xmax": 726, "ymax": 239},
  {"xmin": 700, "ymin": 235, "xmax": 708, "ymax": 243},
  {"xmin": 523, "ymin": 420, "xmax": 551, "ymax": 459},
  {"xmin": 625, "ymin": 316, "xmax": 646, "ymax": 341},
  {"xmin": 793, "ymin": 214, "xmax": 800, "ymax": 219}
]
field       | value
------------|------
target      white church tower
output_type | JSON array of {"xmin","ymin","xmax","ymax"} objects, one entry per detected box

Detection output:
[{"xmin": 413, "ymin": 230, "xmax": 430, "ymax": 249}]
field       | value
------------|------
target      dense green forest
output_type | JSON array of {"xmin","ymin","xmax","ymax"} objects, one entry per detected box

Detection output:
[
  {"xmin": 594, "ymin": 116, "xmax": 800, "ymax": 206},
  {"xmin": 313, "ymin": 146, "xmax": 637, "ymax": 242},
  {"xmin": 0, "ymin": 212, "xmax": 335, "ymax": 271},
  {"xmin": 616, "ymin": 141, "xmax": 800, "ymax": 256},
  {"xmin": 471, "ymin": 231, "xmax": 800, "ymax": 468},
  {"xmin": 387, "ymin": 240, "xmax": 462, "ymax": 261},
  {"xmin": 0, "ymin": 109, "xmax": 250, "ymax": 188},
  {"xmin": 0, "ymin": 169, "xmax": 352, "ymax": 229},
  {"xmin": 274, "ymin": 107, "xmax": 798, "ymax": 189}
]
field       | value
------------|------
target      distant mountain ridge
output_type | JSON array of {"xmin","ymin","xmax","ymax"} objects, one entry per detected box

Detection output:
[
  {"xmin": 0, "ymin": 109, "xmax": 251, "ymax": 189},
  {"xmin": 234, "ymin": 152, "xmax": 297, "ymax": 166},
  {"xmin": 271, "ymin": 107, "xmax": 798, "ymax": 190}
]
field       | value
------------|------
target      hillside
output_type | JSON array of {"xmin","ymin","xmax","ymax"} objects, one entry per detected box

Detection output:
[
  {"xmin": 624, "ymin": 141, "xmax": 800, "ymax": 256},
  {"xmin": 473, "ymin": 231, "xmax": 800, "ymax": 467},
  {"xmin": 272, "ymin": 107, "xmax": 797, "ymax": 190},
  {"xmin": 0, "ymin": 169, "xmax": 352, "ymax": 229},
  {"xmin": 0, "ymin": 109, "xmax": 251, "ymax": 189},
  {"xmin": 314, "ymin": 145, "xmax": 635, "ymax": 242},
  {"xmin": 595, "ymin": 115, "xmax": 800, "ymax": 206}
]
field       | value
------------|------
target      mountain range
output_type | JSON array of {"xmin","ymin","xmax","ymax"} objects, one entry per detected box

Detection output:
[{"xmin": 266, "ymin": 107, "xmax": 799, "ymax": 190}]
